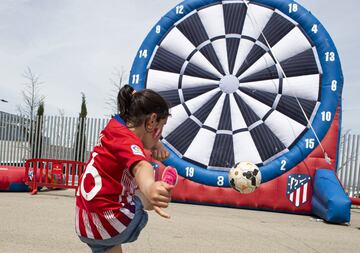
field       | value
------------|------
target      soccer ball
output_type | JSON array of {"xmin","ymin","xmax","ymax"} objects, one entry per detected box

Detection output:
[{"xmin": 228, "ymin": 162, "xmax": 261, "ymax": 194}]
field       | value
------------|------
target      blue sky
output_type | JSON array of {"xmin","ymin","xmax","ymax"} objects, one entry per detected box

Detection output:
[{"xmin": 0, "ymin": 0, "xmax": 359, "ymax": 133}]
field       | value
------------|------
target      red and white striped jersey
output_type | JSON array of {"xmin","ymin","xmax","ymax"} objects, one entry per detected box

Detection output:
[{"xmin": 75, "ymin": 115, "xmax": 147, "ymax": 240}]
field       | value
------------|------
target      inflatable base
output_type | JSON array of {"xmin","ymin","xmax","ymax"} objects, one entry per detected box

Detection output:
[
  {"xmin": 0, "ymin": 166, "xmax": 29, "ymax": 192},
  {"xmin": 312, "ymin": 169, "xmax": 351, "ymax": 224}
]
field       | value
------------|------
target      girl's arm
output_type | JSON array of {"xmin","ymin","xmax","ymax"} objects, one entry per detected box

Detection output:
[{"xmin": 132, "ymin": 160, "xmax": 174, "ymax": 218}]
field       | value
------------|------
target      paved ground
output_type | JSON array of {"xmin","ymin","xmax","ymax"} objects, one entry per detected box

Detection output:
[{"xmin": 0, "ymin": 189, "xmax": 359, "ymax": 253}]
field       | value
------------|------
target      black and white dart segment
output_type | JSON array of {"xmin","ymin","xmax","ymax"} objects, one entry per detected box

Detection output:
[{"xmin": 145, "ymin": 1, "xmax": 322, "ymax": 171}]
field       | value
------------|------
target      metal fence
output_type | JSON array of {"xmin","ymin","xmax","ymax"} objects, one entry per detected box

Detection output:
[
  {"xmin": 337, "ymin": 133, "xmax": 360, "ymax": 197},
  {"xmin": 0, "ymin": 112, "xmax": 108, "ymax": 166},
  {"xmin": 1, "ymin": 111, "xmax": 360, "ymax": 197}
]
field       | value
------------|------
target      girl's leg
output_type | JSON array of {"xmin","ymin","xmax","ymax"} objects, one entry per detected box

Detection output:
[{"xmin": 105, "ymin": 244, "xmax": 122, "ymax": 253}]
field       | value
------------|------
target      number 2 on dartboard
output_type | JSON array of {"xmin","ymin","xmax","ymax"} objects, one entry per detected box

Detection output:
[{"xmin": 280, "ymin": 160, "xmax": 287, "ymax": 171}]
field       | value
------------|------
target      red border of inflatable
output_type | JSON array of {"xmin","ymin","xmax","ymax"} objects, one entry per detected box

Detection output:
[{"xmin": 0, "ymin": 166, "xmax": 28, "ymax": 191}]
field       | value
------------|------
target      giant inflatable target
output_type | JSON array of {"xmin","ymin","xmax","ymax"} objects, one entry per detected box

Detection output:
[{"xmin": 130, "ymin": 0, "xmax": 346, "ymax": 216}]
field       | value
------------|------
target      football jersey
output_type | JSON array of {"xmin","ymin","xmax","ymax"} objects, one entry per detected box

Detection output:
[{"xmin": 75, "ymin": 115, "xmax": 147, "ymax": 240}]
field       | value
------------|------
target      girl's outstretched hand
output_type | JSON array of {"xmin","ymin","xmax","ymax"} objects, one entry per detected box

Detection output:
[
  {"xmin": 133, "ymin": 160, "xmax": 174, "ymax": 218},
  {"xmin": 146, "ymin": 181, "xmax": 174, "ymax": 219}
]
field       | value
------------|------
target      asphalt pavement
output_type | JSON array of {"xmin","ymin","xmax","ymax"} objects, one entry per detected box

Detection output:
[{"xmin": 1, "ymin": 189, "xmax": 359, "ymax": 253}]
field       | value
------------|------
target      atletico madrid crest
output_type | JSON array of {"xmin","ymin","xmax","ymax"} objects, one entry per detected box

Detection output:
[{"xmin": 287, "ymin": 174, "xmax": 311, "ymax": 207}]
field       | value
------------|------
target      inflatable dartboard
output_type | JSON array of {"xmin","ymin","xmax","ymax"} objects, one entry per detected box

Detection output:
[{"xmin": 129, "ymin": 0, "xmax": 343, "ymax": 189}]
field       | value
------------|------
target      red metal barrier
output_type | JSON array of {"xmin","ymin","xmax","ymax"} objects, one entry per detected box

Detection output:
[{"xmin": 25, "ymin": 159, "xmax": 86, "ymax": 195}]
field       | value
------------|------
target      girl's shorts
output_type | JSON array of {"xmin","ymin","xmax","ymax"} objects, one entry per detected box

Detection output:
[{"xmin": 78, "ymin": 196, "xmax": 148, "ymax": 253}]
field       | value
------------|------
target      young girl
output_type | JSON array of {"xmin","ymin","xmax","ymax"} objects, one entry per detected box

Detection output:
[{"xmin": 75, "ymin": 85, "xmax": 178, "ymax": 253}]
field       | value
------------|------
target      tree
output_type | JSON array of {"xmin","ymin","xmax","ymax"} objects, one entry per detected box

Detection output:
[
  {"xmin": 32, "ymin": 102, "xmax": 44, "ymax": 158},
  {"xmin": 18, "ymin": 67, "xmax": 44, "ymax": 120},
  {"xmin": 18, "ymin": 67, "xmax": 45, "ymax": 159},
  {"xmin": 74, "ymin": 93, "xmax": 88, "ymax": 162},
  {"xmin": 57, "ymin": 108, "xmax": 65, "ymax": 118},
  {"xmin": 106, "ymin": 68, "xmax": 128, "ymax": 116}
]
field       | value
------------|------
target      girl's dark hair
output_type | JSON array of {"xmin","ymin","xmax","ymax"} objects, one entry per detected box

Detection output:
[{"xmin": 117, "ymin": 84, "xmax": 170, "ymax": 127}]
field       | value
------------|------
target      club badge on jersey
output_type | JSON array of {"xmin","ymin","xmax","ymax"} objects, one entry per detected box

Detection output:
[{"xmin": 131, "ymin": 145, "xmax": 145, "ymax": 157}]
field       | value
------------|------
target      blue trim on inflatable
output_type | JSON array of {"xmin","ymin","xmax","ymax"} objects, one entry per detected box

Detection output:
[
  {"xmin": 163, "ymin": 150, "xmax": 230, "ymax": 186},
  {"xmin": 130, "ymin": 0, "xmax": 343, "ymax": 187},
  {"xmin": 7, "ymin": 183, "xmax": 29, "ymax": 192},
  {"xmin": 312, "ymin": 169, "xmax": 351, "ymax": 223},
  {"xmin": 336, "ymin": 102, "xmax": 343, "ymax": 172}
]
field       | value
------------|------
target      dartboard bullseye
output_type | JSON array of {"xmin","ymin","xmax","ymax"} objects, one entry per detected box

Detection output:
[{"xmin": 130, "ymin": 0, "xmax": 343, "ymax": 187}]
